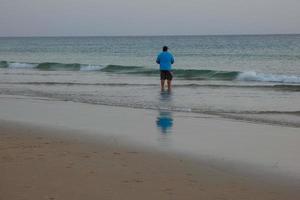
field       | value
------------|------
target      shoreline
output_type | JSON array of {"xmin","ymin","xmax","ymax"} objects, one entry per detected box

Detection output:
[
  {"xmin": 1, "ymin": 120, "xmax": 299, "ymax": 199},
  {"xmin": 0, "ymin": 95, "xmax": 300, "ymax": 198}
]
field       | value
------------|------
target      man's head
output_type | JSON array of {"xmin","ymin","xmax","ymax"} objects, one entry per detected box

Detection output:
[{"xmin": 163, "ymin": 46, "xmax": 168, "ymax": 52}]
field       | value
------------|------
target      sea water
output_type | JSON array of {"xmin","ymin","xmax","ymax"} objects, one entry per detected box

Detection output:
[{"xmin": 0, "ymin": 35, "xmax": 300, "ymax": 127}]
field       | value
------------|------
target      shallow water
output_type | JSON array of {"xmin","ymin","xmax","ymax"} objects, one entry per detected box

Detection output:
[{"xmin": 0, "ymin": 35, "xmax": 300, "ymax": 127}]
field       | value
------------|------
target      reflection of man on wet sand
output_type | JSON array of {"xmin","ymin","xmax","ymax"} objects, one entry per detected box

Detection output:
[
  {"xmin": 156, "ymin": 46, "xmax": 175, "ymax": 91},
  {"xmin": 156, "ymin": 91, "xmax": 174, "ymax": 134},
  {"xmin": 156, "ymin": 110, "xmax": 173, "ymax": 134}
]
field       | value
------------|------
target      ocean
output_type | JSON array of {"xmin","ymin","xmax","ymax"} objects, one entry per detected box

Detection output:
[{"xmin": 0, "ymin": 35, "xmax": 300, "ymax": 127}]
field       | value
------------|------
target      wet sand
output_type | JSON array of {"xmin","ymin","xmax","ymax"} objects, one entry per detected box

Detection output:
[
  {"xmin": 0, "ymin": 95, "xmax": 300, "ymax": 199},
  {"xmin": 1, "ymin": 121, "xmax": 299, "ymax": 200}
]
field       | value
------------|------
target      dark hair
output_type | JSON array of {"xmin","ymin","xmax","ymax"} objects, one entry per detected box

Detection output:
[{"xmin": 163, "ymin": 46, "xmax": 168, "ymax": 51}]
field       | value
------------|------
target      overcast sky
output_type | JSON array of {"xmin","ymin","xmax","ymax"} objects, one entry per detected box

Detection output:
[{"xmin": 0, "ymin": 0, "xmax": 300, "ymax": 36}]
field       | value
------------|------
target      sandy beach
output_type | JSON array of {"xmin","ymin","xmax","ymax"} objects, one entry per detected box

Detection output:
[
  {"xmin": 1, "ymin": 121, "xmax": 299, "ymax": 200},
  {"xmin": 0, "ymin": 95, "xmax": 300, "ymax": 199}
]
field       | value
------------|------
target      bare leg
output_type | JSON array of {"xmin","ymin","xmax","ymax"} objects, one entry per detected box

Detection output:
[
  {"xmin": 161, "ymin": 80, "xmax": 165, "ymax": 90},
  {"xmin": 167, "ymin": 80, "xmax": 172, "ymax": 91}
]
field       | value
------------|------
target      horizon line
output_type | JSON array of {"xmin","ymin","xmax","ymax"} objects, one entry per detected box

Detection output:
[{"xmin": 0, "ymin": 33, "xmax": 300, "ymax": 38}]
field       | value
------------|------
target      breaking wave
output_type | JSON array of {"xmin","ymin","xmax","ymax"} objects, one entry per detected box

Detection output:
[{"xmin": 1, "ymin": 60, "xmax": 300, "ymax": 83}]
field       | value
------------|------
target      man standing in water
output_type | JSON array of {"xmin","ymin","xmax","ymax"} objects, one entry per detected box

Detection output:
[{"xmin": 156, "ymin": 46, "xmax": 175, "ymax": 91}]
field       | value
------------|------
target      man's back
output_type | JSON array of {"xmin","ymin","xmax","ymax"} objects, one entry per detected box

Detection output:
[{"xmin": 156, "ymin": 51, "xmax": 174, "ymax": 71}]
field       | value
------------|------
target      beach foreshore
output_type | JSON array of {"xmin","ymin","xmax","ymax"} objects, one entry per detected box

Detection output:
[{"xmin": 0, "ymin": 95, "xmax": 300, "ymax": 199}]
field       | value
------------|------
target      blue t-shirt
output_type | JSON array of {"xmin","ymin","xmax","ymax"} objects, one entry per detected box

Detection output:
[{"xmin": 156, "ymin": 51, "xmax": 174, "ymax": 71}]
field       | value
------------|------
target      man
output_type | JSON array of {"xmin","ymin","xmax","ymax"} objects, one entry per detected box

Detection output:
[{"xmin": 156, "ymin": 46, "xmax": 175, "ymax": 91}]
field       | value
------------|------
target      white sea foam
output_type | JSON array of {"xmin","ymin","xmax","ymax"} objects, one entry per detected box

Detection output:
[
  {"xmin": 80, "ymin": 65, "xmax": 104, "ymax": 71},
  {"xmin": 8, "ymin": 62, "xmax": 37, "ymax": 68},
  {"xmin": 237, "ymin": 71, "xmax": 300, "ymax": 83}
]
